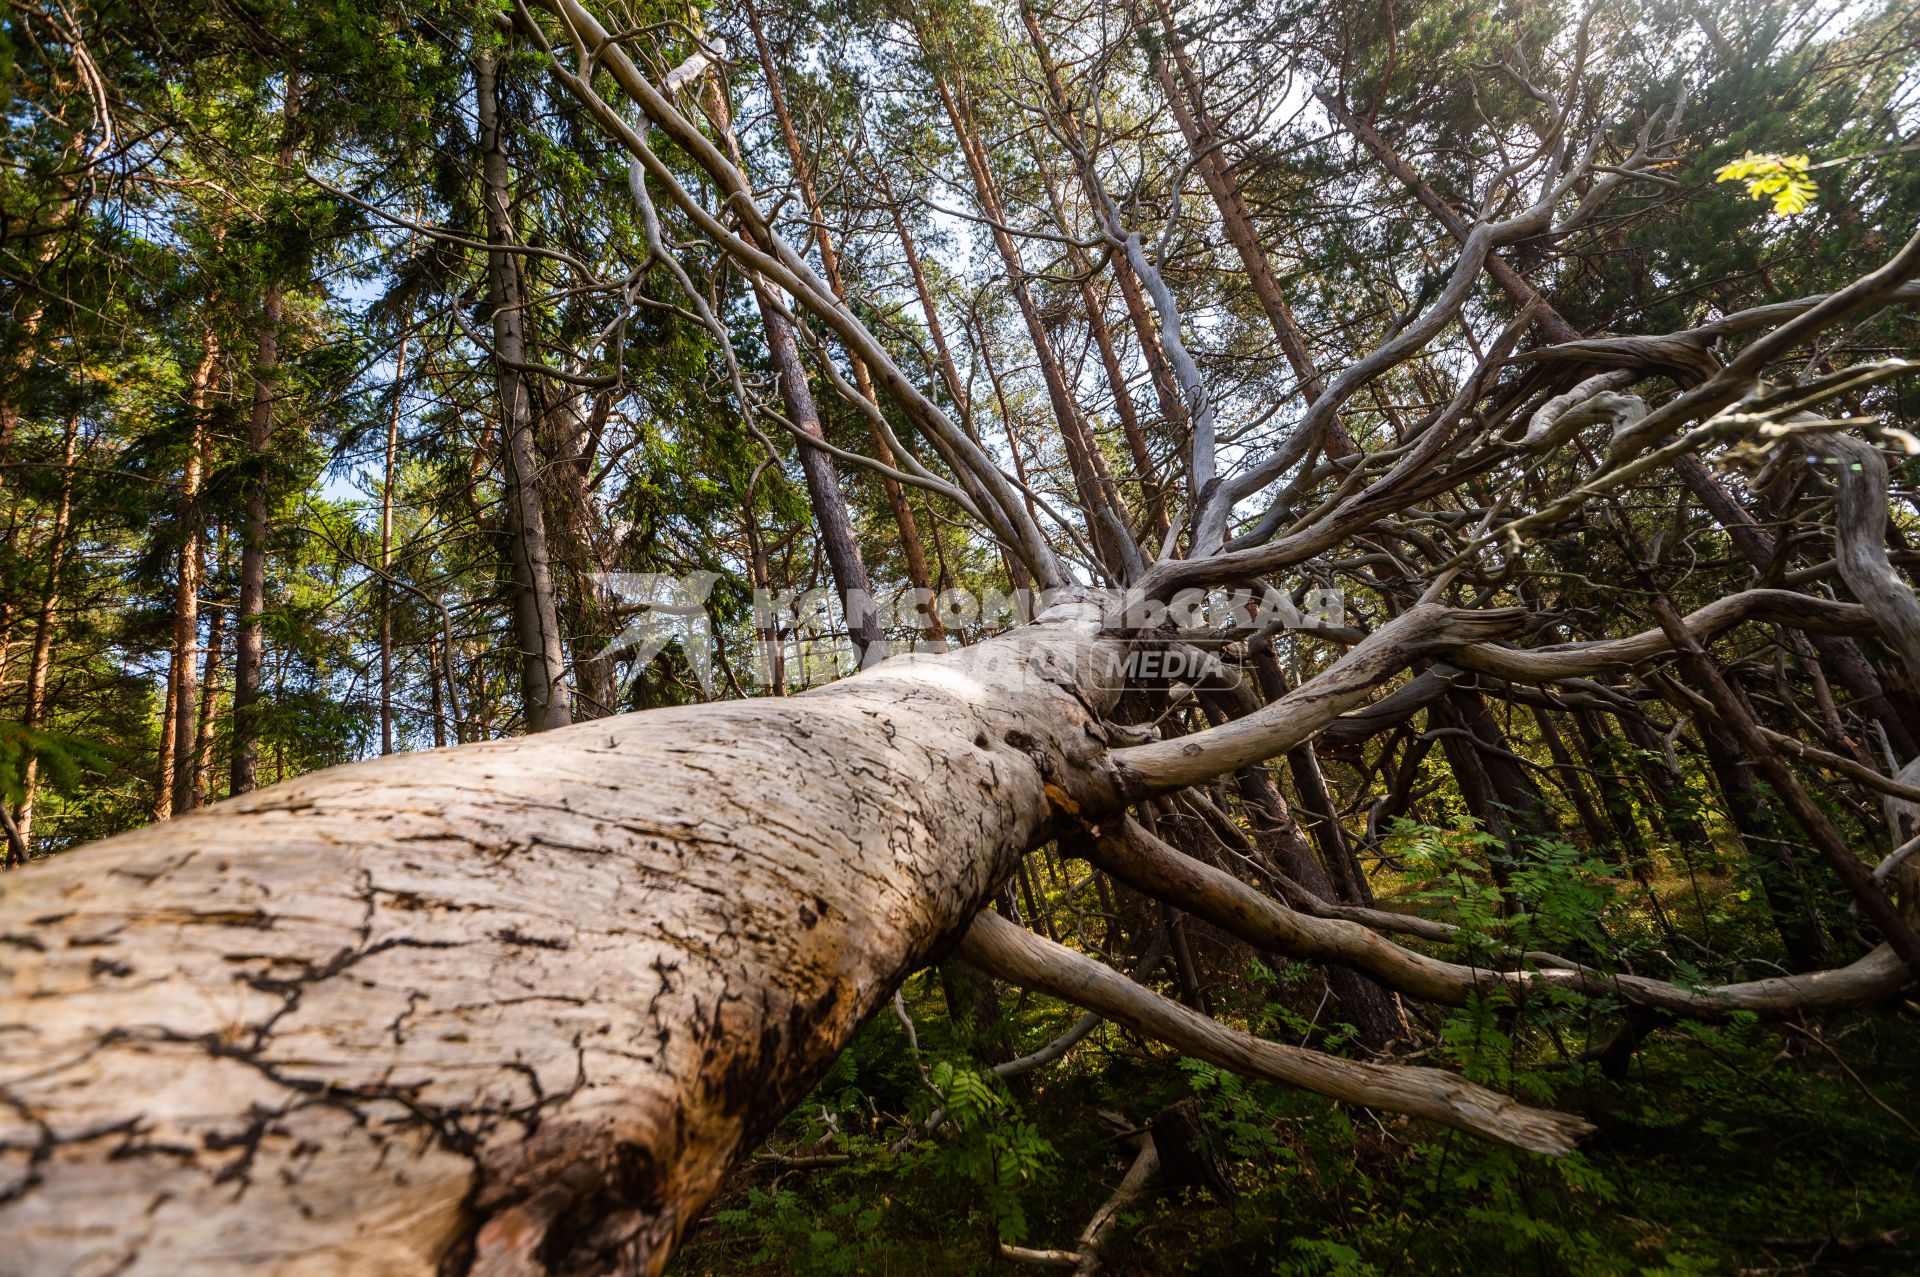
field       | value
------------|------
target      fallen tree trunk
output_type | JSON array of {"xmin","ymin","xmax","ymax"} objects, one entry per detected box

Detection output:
[
  {"xmin": 0, "ymin": 605, "xmax": 1126, "ymax": 1276},
  {"xmin": 0, "ymin": 590, "xmax": 1619, "ymax": 1275}
]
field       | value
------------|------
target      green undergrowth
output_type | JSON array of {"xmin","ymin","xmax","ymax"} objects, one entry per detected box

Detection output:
[
  {"xmin": 669, "ymin": 826, "xmax": 1920, "ymax": 1276},
  {"xmin": 669, "ymin": 982, "xmax": 1920, "ymax": 1276}
]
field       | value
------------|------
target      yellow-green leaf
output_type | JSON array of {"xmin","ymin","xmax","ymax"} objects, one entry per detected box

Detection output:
[{"xmin": 1713, "ymin": 150, "xmax": 1817, "ymax": 217}]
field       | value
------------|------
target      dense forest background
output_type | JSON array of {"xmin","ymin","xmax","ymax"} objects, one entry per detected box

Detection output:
[{"xmin": 5, "ymin": 0, "xmax": 1920, "ymax": 1271}]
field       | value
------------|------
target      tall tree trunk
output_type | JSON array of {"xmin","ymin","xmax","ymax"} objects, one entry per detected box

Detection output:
[
  {"xmin": 1446, "ymin": 691, "xmax": 1556, "ymax": 846},
  {"xmin": 538, "ymin": 389, "xmax": 620, "ymax": 717},
  {"xmin": 1616, "ymin": 709, "xmax": 1713, "ymax": 853},
  {"xmin": 379, "ymin": 298, "xmax": 414, "ymax": 753},
  {"xmin": 156, "ymin": 333, "xmax": 219, "ymax": 818},
  {"xmin": 874, "ymin": 155, "xmax": 1035, "ymax": 612},
  {"xmin": 1250, "ymin": 643, "xmax": 1373, "ymax": 904},
  {"xmin": 871, "ymin": 162, "xmax": 969, "ymax": 422},
  {"xmin": 428, "ymin": 634, "xmax": 448, "ymax": 747},
  {"xmin": 0, "ymin": 594, "xmax": 15, "ymax": 717},
  {"xmin": 744, "ymin": 0, "xmax": 945, "ymax": 646},
  {"xmin": 1019, "ymin": 0, "xmax": 1195, "ymax": 464},
  {"xmin": 229, "ymin": 284, "xmax": 279, "ymax": 798},
  {"xmin": 8, "ymin": 418, "xmax": 78, "ymax": 859},
  {"xmin": 701, "ymin": 78, "xmax": 889, "ymax": 666},
  {"xmin": 231, "ymin": 79, "xmax": 299, "ymax": 797},
  {"xmin": 1288, "ymin": 742, "xmax": 1373, "ymax": 905},
  {"xmin": 752, "ymin": 293, "xmax": 889, "ymax": 664},
  {"xmin": 1431, "ymin": 691, "xmax": 1558, "ymax": 911},
  {"xmin": 476, "ymin": 47, "xmax": 572, "ymax": 731},
  {"xmin": 1528, "ymin": 706, "xmax": 1612, "ymax": 852},
  {"xmin": 229, "ymin": 300, "xmax": 279, "ymax": 800},
  {"xmin": 1689, "ymin": 693, "xmax": 1834, "ymax": 969},
  {"xmin": 1195, "ymin": 690, "xmax": 1403, "ymax": 1048},
  {"xmin": 1572, "ymin": 710, "xmax": 1654, "ymax": 883},
  {"xmin": 917, "ymin": 35, "xmax": 1135, "ymax": 577},
  {"xmin": 1140, "ymin": 0, "xmax": 1328, "ymax": 417},
  {"xmin": 187, "ymin": 531, "xmax": 229, "ymax": 812},
  {"xmin": 1010, "ymin": 0, "xmax": 1173, "ymax": 524},
  {"xmin": 1028, "ymin": 136, "xmax": 1171, "ymax": 540},
  {"xmin": 744, "ymin": 486, "xmax": 787, "ymax": 695}
]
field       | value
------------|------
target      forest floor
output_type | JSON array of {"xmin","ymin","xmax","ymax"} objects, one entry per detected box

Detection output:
[{"xmin": 670, "ymin": 859, "xmax": 1920, "ymax": 1277}]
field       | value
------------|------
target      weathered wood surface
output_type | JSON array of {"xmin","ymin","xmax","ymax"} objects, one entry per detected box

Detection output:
[{"xmin": 0, "ymin": 608, "xmax": 1120, "ymax": 1276}]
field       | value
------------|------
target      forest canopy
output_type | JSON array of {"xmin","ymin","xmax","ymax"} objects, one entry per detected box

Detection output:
[{"xmin": 3, "ymin": 0, "xmax": 1920, "ymax": 1273}]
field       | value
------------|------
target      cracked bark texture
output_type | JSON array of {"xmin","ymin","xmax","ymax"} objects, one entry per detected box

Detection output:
[{"xmin": 0, "ymin": 603, "xmax": 1123, "ymax": 1276}]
